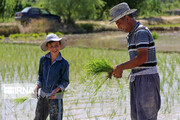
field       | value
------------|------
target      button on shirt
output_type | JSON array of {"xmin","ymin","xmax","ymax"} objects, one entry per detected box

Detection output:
[{"xmin": 37, "ymin": 52, "xmax": 69, "ymax": 95}]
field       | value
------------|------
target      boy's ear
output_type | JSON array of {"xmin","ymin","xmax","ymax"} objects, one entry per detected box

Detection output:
[
  {"xmin": 125, "ymin": 15, "xmax": 129, "ymax": 21},
  {"xmin": 60, "ymin": 43, "xmax": 62, "ymax": 48},
  {"xmin": 46, "ymin": 46, "xmax": 49, "ymax": 51}
]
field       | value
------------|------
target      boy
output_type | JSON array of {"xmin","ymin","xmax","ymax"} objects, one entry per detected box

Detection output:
[{"xmin": 34, "ymin": 33, "xmax": 69, "ymax": 120}]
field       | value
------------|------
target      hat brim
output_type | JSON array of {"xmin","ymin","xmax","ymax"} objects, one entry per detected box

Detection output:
[
  {"xmin": 109, "ymin": 9, "xmax": 137, "ymax": 24},
  {"xmin": 40, "ymin": 38, "xmax": 66, "ymax": 51}
]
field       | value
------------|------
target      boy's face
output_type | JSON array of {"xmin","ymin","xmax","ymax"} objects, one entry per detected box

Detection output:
[{"xmin": 46, "ymin": 41, "xmax": 62, "ymax": 55}]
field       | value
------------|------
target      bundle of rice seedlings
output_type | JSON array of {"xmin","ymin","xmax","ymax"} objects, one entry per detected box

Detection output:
[
  {"xmin": 14, "ymin": 96, "xmax": 29, "ymax": 105},
  {"xmin": 85, "ymin": 59, "xmax": 114, "ymax": 79},
  {"xmin": 14, "ymin": 91, "xmax": 66, "ymax": 104},
  {"xmin": 84, "ymin": 59, "xmax": 114, "ymax": 95}
]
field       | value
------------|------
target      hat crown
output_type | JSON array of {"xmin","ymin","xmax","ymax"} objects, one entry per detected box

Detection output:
[
  {"xmin": 110, "ymin": 2, "xmax": 130, "ymax": 18},
  {"xmin": 46, "ymin": 33, "xmax": 59, "ymax": 41}
]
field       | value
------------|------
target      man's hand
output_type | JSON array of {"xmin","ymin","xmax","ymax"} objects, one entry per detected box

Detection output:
[
  {"xmin": 112, "ymin": 65, "xmax": 123, "ymax": 78},
  {"xmin": 49, "ymin": 87, "xmax": 61, "ymax": 99},
  {"xmin": 112, "ymin": 48, "xmax": 148, "ymax": 79}
]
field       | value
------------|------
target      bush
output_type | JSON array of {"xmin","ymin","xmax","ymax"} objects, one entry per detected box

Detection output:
[
  {"xmin": 152, "ymin": 31, "xmax": 159, "ymax": 40},
  {"xmin": 39, "ymin": 33, "xmax": 46, "ymax": 37},
  {"xmin": 0, "ymin": 25, "xmax": 20, "ymax": 37},
  {"xmin": 0, "ymin": 35, "xmax": 5, "ymax": 42},
  {"xmin": 32, "ymin": 33, "xmax": 39, "ymax": 39},
  {"xmin": 78, "ymin": 23, "xmax": 94, "ymax": 33},
  {"xmin": 9, "ymin": 34, "xmax": 19, "ymax": 41},
  {"xmin": 55, "ymin": 32, "xmax": 64, "ymax": 37},
  {"xmin": 8, "ymin": 32, "xmax": 47, "ymax": 41}
]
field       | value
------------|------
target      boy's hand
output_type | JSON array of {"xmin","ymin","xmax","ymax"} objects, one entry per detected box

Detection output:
[
  {"xmin": 31, "ymin": 85, "xmax": 40, "ymax": 98},
  {"xmin": 49, "ymin": 95, "xmax": 56, "ymax": 99},
  {"xmin": 49, "ymin": 87, "xmax": 61, "ymax": 99}
]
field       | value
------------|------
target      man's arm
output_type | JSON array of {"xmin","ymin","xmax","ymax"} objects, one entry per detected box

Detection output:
[{"xmin": 113, "ymin": 48, "xmax": 148, "ymax": 78}]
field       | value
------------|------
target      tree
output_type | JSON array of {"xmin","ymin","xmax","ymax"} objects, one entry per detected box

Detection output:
[
  {"xmin": 96, "ymin": 0, "xmax": 148, "ymax": 20},
  {"xmin": 0, "ymin": 0, "xmax": 6, "ymax": 19},
  {"xmin": 137, "ymin": 0, "xmax": 163, "ymax": 16},
  {"xmin": 44, "ymin": 0, "xmax": 104, "ymax": 24},
  {"xmin": 13, "ymin": 0, "xmax": 23, "ymax": 14}
]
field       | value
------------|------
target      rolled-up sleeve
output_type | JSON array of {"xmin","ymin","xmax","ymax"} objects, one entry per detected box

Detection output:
[{"xmin": 58, "ymin": 61, "xmax": 69, "ymax": 91}]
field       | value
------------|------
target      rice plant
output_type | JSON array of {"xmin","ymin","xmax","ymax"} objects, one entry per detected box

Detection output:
[
  {"xmin": 152, "ymin": 31, "xmax": 159, "ymax": 40},
  {"xmin": 14, "ymin": 96, "xmax": 29, "ymax": 105},
  {"xmin": 84, "ymin": 59, "xmax": 114, "ymax": 79},
  {"xmin": 14, "ymin": 90, "xmax": 66, "ymax": 105}
]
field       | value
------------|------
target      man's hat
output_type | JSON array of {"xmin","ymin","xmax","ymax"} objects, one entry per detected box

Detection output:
[
  {"xmin": 109, "ymin": 2, "xmax": 137, "ymax": 24},
  {"xmin": 40, "ymin": 33, "xmax": 66, "ymax": 51}
]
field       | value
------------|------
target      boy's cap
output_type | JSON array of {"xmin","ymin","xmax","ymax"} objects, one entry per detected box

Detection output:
[
  {"xmin": 40, "ymin": 33, "xmax": 66, "ymax": 51},
  {"xmin": 109, "ymin": 2, "xmax": 137, "ymax": 24}
]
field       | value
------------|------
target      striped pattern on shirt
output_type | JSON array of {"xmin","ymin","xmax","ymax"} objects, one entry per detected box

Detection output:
[{"xmin": 127, "ymin": 23, "xmax": 157, "ymax": 69}]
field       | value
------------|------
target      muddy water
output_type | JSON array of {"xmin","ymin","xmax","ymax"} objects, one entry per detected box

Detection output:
[{"xmin": 65, "ymin": 31, "xmax": 180, "ymax": 52}]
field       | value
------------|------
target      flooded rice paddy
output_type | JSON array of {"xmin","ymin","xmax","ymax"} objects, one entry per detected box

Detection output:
[{"xmin": 0, "ymin": 31, "xmax": 180, "ymax": 120}]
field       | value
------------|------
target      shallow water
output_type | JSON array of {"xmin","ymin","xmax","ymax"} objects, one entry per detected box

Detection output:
[{"xmin": 65, "ymin": 31, "xmax": 180, "ymax": 52}]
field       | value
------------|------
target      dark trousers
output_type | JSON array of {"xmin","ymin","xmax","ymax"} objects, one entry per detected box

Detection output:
[
  {"xmin": 130, "ymin": 73, "xmax": 161, "ymax": 120},
  {"xmin": 34, "ymin": 96, "xmax": 63, "ymax": 120}
]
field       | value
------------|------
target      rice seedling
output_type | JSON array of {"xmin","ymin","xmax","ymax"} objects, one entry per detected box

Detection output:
[
  {"xmin": 152, "ymin": 31, "xmax": 159, "ymax": 40},
  {"xmin": 84, "ymin": 59, "xmax": 114, "ymax": 79},
  {"xmin": 14, "ymin": 96, "xmax": 29, "ymax": 105},
  {"xmin": 109, "ymin": 109, "xmax": 117, "ymax": 119},
  {"xmin": 14, "ymin": 90, "xmax": 66, "ymax": 105}
]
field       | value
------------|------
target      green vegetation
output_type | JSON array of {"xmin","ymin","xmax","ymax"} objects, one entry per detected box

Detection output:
[
  {"xmin": 84, "ymin": 59, "xmax": 114, "ymax": 94},
  {"xmin": 44, "ymin": 0, "xmax": 104, "ymax": 24},
  {"xmin": 78, "ymin": 23, "xmax": 94, "ymax": 33},
  {"xmin": 0, "ymin": 43, "xmax": 180, "ymax": 119},
  {"xmin": 0, "ymin": 35, "xmax": 4, "ymax": 42},
  {"xmin": 8, "ymin": 32, "xmax": 63, "ymax": 42},
  {"xmin": 152, "ymin": 31, "xmax": 159, "ymax": 40},
  {"xmin": 14, "ymin": 90, "xmax": 66, "ymax": 104},
  {"xmin": 85, "ymin": 59, "xmax": 113, "ymax": 78},
  {"xmin": 14, "ymin": 96, "xmax": 29, "ymax": 104},
  {"xmin": 1, "ymin": 0, "xmax": 180, "ymax": 23}
]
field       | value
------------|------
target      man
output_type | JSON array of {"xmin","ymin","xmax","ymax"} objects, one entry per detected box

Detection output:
[{"xmin": 110, "ymin": 2, "xmax": 161, "ymax": 120}]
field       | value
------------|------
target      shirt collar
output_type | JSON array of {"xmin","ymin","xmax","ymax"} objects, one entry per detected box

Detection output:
[
  {"xmin": 128, "ymin": 22, "xmax": 140, "ymax": 37},
  {"xmin": 45, "ymin": 52, "xmax": 62, "ymax": 61}
]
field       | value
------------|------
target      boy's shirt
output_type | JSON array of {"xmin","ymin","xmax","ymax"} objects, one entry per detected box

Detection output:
[{"xmin": 37, "ymin": 52, "xmax": 69, "ymax": 99}]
